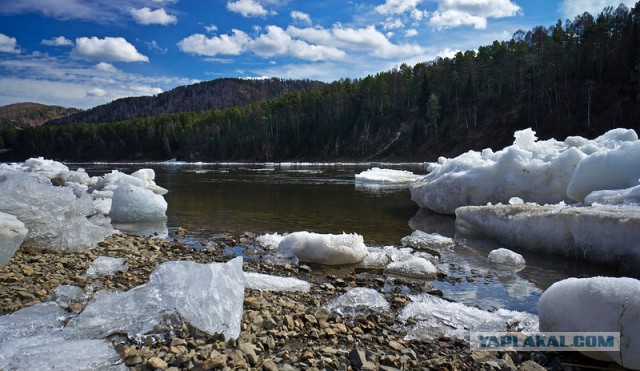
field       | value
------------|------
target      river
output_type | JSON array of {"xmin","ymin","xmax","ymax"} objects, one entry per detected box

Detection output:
[{"xmin": 78, "ymin": 162, "xmax": 621, "ymax": 314}]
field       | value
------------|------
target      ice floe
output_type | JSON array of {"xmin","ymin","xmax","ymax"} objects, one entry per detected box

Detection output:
[
  {"xmin": 487, "ymin": 248, "xmax": 526, "ymax": 267},
  {"xmin": 355, "ymin": 167, "xmax": 419, "ymax": 184},
  {"xmin": 401, "ymin": 230, "xmax": 455, "ymax": 250}
]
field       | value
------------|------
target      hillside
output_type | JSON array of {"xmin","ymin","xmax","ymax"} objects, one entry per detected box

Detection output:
[
  {"xmin": 2, "ymin": 3, "xmax": 640, "ymax": 162},
  {"xmin": 0, "ymin": 103, "xmax": 81, "ymax": 129},
  {"xmin": 46, "ymin": 78, "xmax": 324, "ymax": 125}
]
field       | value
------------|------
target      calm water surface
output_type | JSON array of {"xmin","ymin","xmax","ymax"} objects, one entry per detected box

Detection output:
[{"xmin": 77, "ymin": 162, "xmax": 622, "ymax": 313}]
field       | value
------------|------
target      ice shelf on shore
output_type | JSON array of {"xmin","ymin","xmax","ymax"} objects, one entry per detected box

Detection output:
[
  {"xmin": 85, "ymin": 256, "xmax": 128, "ymax": 277},
  {"xmin": 538, "ymin": 277, "xmax": 640, "ymax": 370},
  {"xmin": 324, "ymin": 287, "xmax": 389, "ymax": 317},
  {"xmin": 410, "ymin": 128, "xmax": 639, "ymax": 214},
  {"xmin": 277, "ymin": 231, "xmax": 368, "ymax": 265},
  {"xmin": 455, "ymin": 203, "xmax": 640, "ymax": 273},
  {"xmin": 66, "ymin": 257, "xmax": 245, "ymax": 341},
  {"xmin": 245, "ymin": 272, "xmax": 310, "ymax": 292},
  {"xmin": 355, "ymin": 167, "xmax": 419, "ymax": 184},
  {"xmin": 400, "ymin": 294, "xmax": 539, "ymax": 341},
  {"xmin": 487, "ymin": 248, "xmax": 526, "ymax": 267},
  {"xmin": 0, "ymin": 211, "xmax": 28, "ymax": 265},
  {"xmin": 0, "ymin": 172, "xmax": 113, "ymax": 252}
]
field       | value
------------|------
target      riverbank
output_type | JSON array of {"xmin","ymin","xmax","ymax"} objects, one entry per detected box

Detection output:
[{"xmin": 0, "ymin": 232, "xmax": 614, "ymax": 370}]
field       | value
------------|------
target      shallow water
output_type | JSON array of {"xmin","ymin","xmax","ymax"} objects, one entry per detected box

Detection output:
[{"xmin": 78, "ymin": 162, "xmax": 623, "ymax": 314}]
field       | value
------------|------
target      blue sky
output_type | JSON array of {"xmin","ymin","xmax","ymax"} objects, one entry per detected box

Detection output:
[{"xmin": 0, "ymin": 0, "xmax": 636, "ymax": 109}]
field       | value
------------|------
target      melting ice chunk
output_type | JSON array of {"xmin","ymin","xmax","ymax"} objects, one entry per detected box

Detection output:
[
  {"xmin": 0, "ymin": 173, "xmax": 113, "ymax": 252},
  {"xmin": 355, "ymin": 167, "xmax": 419, "ymax": 184},
  {"xmin": 277, "ymin": 231, "xmax": 368, "ymax": 265},
  {"xmin": 401, "ymin": 230, "xmax": 454, "ymax": 249},
  {"xmin": 245, "ymin": 272, "xmax": 310, "ymax": 292},
  {"xmin": 538, "ymin": 277, "xmax": 640, "ymax": 370},
  {"xmin": 85, "ymin": 256, "xmax": 128, "ymax": 277},
  {"xmin": 400, "ymin": 294, "xmax": 538, "ymax": 341},
  {"xmin": 110, "ymin": 183, "xmax": 168, "ymax": 223},
  {"xmin": 65, "ymin": 257, "xmax": 245, "ymax": 341},
  {"xmin": 487, "ymin": 248, "xmax": 526, "ymax": 267},
  {"xmin": 0, "ymin": 211, "xmax": 28, "ymax": 265},
  {"xmin": 325, "ymin": 287, "xmax": 389, "ymax": 317}
]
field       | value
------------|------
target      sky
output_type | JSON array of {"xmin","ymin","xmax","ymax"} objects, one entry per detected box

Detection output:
[{"xmin": 0, "ymin": 0, "xmax": 636, "ymax": 109}]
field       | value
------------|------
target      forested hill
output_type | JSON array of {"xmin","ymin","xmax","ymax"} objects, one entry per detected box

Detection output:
[
  {"xmin": 2, "ymin": 3, "xmax": 640, "ymax": 162},
  {"xmin": 0, "ymin": 103, "xmax": 81, "ymax": 129},
  {"xmin": 45, "ymin": 78, "xmax": 324, "ymax": 125}
]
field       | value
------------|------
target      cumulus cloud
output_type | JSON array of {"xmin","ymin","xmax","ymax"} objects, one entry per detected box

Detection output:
[
  {"xmin": 87, "ymin": 87, "xmax": 108, "ymax": 97},
  {"xmin": 226, "ymin": 0, "xmax": 272, "ymax": 17},
  {"xmin": 205, "ymin": 24, "xmax": 218, "ymax": 33},
  {"xmin": 147, "ymin": 40, "xmax": 168, "ymax": 54},
  {"xmin": 41, "ymin": 36, "xmax": 73, "ymax": 46},
  {"xmin": 430, "ymin": 0, "xmax": 521, "ymax": 30},
  {"xmin": 0, "ymin": 33, "xmax": 20, "ymax": 54},
  {"xmin": 130, "ymin": 7, "xmax": 177, "ymax": 25},
  {"xmin": 405, "ymin": 28, "xmax": 418, "ymax": 37},
  {"xmin": 177, "ymin": 30, "xmax": 250, "ymax": 56},
  {"xmin": 94, "ymin": 62, "xmax": 118, "ymax": 72},
  {"xmin": 375, "ymin": 0, "xmax": 423, "ymax": 15},
  {"xmin": 249, "ymin": 26, "xmax": 345, "ymax": 61},
  {"xmin": 559, "ymin": 0, "xmax": 637, "ymax": 18},
  {"xmin": 71, "ymin": 37, "xmax": 149, "ymax": 62},
  {"xmin": 291, "ymin": 10, "xmax": 311, "ymax": 25}
]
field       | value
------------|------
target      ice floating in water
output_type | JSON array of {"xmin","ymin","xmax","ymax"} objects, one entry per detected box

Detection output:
[
  {"xmin": 66, "ymin": 257, "xmax": 245, "ymax": 341},
  {"xmin": 245, "ymin": 272, "xmax": 310, "ymax": 292},
  {"xmin": 538, "ymin": 277, "xmax": 640, "ymax": 370},
  {"xmin": 355, "ymin": 167, "xmax": 419, "ymax": 184},
  {"xmin": 400, "ymin": 294, "xmax": 538, "ymax": 341},
  {"xmin": 0, "ymin": 211, "xmax": 28, "ymax": 265},
  {"xmin": 324, "ymin": 287, "xmax": 389, "ymax": 317},
  {"xmin": 456, "ymin": 203, "xmax": 640, "ymax": 273},
  {"xmin": 410, "ymin": 128, "xmax": 639, "ymax": 214},
  {"xmin": 85, "ymin": 256, "xmax": 128, "ymax": 277},
  {"xmin": 386, "ymin": 255, "xmax": 439, "ymax": 278},
  {"xmin": 487, "ymin": 248, "xmax": 525, "ymax": 267},
  {"xmin": 110, "ymin": 183, "xmax": 168, "ymax": 223},
  {"xmin": 401, "ymin": 230, "xmax": 454, "ymax": 249},
  {"xmin": 277, "ymin": 231, "xmax": 368, "ymax": 265},
  {"xmin": 0, "ymin": 172, "xmax": 113, "ymax": 252}
]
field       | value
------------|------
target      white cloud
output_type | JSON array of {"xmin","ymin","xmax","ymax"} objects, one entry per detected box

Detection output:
[
  {"xmin": 430, "ymin": 0, "xmax": 521, "ymax": 30},
  {"xmin": 376, "ymin": 0, "xmax": 423, "ymax": 15},
  {"xmin": 0, "ymin": 54, "xmax": 193, "ymax": 108},
  {"xmin": 560, "ymin": 0, "xmax": 637, "ymax": 18},
  {"xmin": 41, "ymin": 36, "xmax": 73, "ymax": 46},
  {"xmin": 71, "ymin": 37, "xmax": 149, "ymax": 62},
  {"xmin": 130, "ymin": 7, "xmax": 177, "ymax": 25},
  {"xmin": 0, "ymin": 33, "xmax": 20, "ymax": 54},
  {"xmin": 147, "ymin": 40, "xmax": 168, "ymax": 54},
  {"xmin": 87, "ymin": 87, "xmax": 108, "ymax": 97},
  {"xmin": 291, "ymin": 10, "xmax": 312, "ymax": 25},
  {"xmin": 205, "ymin": 24, "xmax": 218, "ymax": 33},
  {"xmin": 248, "ymin": 26, "xmax": 345, "ymax": 61},
  {"xmin": 177, "ymin": 30, "xmax": 250, "ymax": 56},
  {"xmin": 226, "ymin": 0, "xmax": 272, "ymax": 17},
  {"xmin": 94, "ymin": 62, "xmax": 118, "ymax": 72},
  {"xmin": 405, "ymin": 28, "xmax": 418, "ymax": 37},
  {"xmin": 382, "ymin": 18, "xmax": 404, "ymax": 30}
]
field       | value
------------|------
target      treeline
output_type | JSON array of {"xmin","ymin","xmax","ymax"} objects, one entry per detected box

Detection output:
[
  {"xmin": 46, "ymin": 78, "xmax": 324, "ymax": 125},
  {"xmin": 2, "ymin": 3, "xmax": 640, "ymax": 161}
]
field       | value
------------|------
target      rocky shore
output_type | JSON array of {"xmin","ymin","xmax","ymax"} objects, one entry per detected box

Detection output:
[{"xmin": 0, "ymin": 232, "xmax": 614, "ymax": 370}]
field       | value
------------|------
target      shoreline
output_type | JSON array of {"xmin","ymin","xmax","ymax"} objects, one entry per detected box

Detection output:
[{"xmin": 0, "ymin": 233, "xmax": 615, "ymax": 370}]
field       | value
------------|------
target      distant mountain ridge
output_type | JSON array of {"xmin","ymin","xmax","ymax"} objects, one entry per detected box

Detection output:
[
  {"xmin": 0, "ymin": 103, "xmax": 81, "ymax": 129},
  {"xmin": 46, "ymin": 78, "xmax": 324, "ymax": 125}
]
